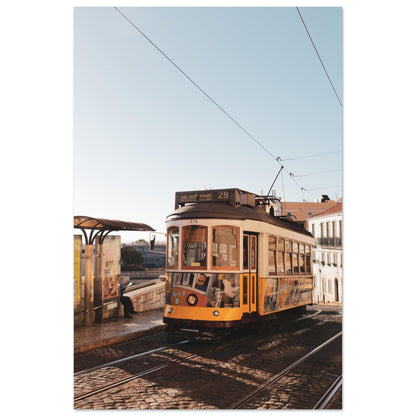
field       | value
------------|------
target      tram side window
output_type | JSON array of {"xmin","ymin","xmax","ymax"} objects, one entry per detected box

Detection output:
[
  {"xmin": 182, "ymin": 225, "xmax": 207, "ymax": 268},
  {"xmin": 167, "ymin": 227, "xmax": 179, "ymax": 269},
  {"xmin": 306, "ymin": 245, "xmax": 311, "ymax": 273},
  {"xmin": 285, "ymin": 253, "xmax": 292, "ymax": 275},
  {"xmin": 212, "ymin": 226, "xmax": 239, "ymax": 268},
  {"xmin": 251, "ymin": 236, "xmax": 257, "ymax": 270},
  {"xmin": 174, "ymin": 272, "xmax": 195, "ymax": 287},
  {"xmin": 299, "ymin": 244, "xmax": 305, "ymax": 273},
  {"xmin": 293, "ymin": 242, "xmax": 299, "ymax": 274},
  {"xmin": 268, "ymin": 236, "xmax": 277, "ymax": 276},
  {"xmin": 277, "ymin": 238, "xmax": 285, "ymax": 275},
  {"xmin": 285, "ymin": 240, "xmax": 293, "ymax": 274},
  {"xmin": 243, "ymin": 235, "xmax": 249, "ymax": 269}
]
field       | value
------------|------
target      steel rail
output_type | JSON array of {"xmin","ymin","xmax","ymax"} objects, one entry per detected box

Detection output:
[
  {"xmin": 313, "ymin": 374, "xmax": 342, "ymax": 409},
  {"xmin": 231, "ymin": 331, "xmax": 342, "ymax": 409},
  {"xmin": 74, "ymin": 352, "xmax": 199, "ymax": 403},
  {"xmin": 295, "ymin": 309, "xmax": 321, "ymax": 321},
  {"xmin": 74, "ymin": 339, "xmax": 190, "ymax": 376},
  {"xmin": 74, "ymin": 364, "xmax": 169, "ymax": 402}
]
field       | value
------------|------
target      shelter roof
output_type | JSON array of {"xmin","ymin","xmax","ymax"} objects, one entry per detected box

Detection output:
[{"xmin": 74, "ymin": 216, "xmax": 155, "ymax": 232}]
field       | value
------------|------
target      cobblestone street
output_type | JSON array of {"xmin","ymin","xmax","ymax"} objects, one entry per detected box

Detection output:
[{"xmin": 74, "ymin": 305, "xmax": 342, "ymax": 409}]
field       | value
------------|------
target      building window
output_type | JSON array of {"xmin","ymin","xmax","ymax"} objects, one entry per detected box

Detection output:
[{"xmin": 328, "ymin": 279, "xmax": 332, "ymax": 294}]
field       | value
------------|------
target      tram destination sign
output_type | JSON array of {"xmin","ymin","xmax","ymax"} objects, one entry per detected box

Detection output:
[{"xmin": 175, "ymin": 188, "xmax": 243, "ymax": 209}]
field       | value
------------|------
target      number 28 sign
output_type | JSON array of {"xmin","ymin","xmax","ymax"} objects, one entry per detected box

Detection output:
[{"xmin": 216, "ymin": 191, "xmax": 230, "ymax": 200}]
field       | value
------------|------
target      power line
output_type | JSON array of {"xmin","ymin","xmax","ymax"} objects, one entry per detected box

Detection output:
[
  {"xmin": 304, "ymin": 186, "xmax": 340, "ymax": 192},
  {"xmin": 291, "ymin": 169, "xmax": 342, "ymax": 178},
  {"xmin": 296, "ymin": 7, "xmax": 342, "ymax": 107},
  {"xmin": 278, "ymin": 150, "xmax": 341, "ymax": 161},
  {"xmin": 114, "ymin": 7, "xmax": 340, "ymax": 200},
  {"xmin": 114, "ymin": 6, "xmax": 277, "ymax": 161}
]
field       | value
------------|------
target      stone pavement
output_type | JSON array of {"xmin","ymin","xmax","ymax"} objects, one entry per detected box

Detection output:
[{"xmin": 74, "ymin": 308, "xmax": 166, "ymax": 354}]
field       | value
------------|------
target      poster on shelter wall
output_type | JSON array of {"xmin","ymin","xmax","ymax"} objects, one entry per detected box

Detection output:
[
  {"xmin": 101, "ymin": 235, "xmax": 121, "ymax": 301},
  {"xmin": 74, "ymin": 235, "xmax": 82, "ymax": 311}
]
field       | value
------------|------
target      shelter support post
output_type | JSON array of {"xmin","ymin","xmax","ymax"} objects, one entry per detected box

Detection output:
[
  {"xmin": 94, "ymin": 242, "xmax": 104, "ymax": 323},
  {"xmin": 84, "ymin": 244, "xmax": 94, "ymax": 326}
]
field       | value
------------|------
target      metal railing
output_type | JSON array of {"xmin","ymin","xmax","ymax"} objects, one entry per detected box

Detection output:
[{"xmin": 316, "ymin": 237, "xmax": 342, "ymax": 248}]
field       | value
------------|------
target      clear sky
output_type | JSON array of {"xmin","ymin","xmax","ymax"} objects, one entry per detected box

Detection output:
[{"xmin": 74, "ymin": 6, "xmax": 342, "ymax": 241}]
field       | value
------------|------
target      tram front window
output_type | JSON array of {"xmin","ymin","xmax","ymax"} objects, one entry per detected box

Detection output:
[
  {"xmin": 212, "ymin": 226, "xmax": 239, "ymax": 268},
  {"xmin": 208, "ymin": 273, "xmax": 240, "ymax": 308},
  {"xmin": 182, "ymin": 225, "xmax": 207, "ymax": 268},
  {"xmin": 169, "ymin": 272, "xmax": 240, "ymax": 307}
]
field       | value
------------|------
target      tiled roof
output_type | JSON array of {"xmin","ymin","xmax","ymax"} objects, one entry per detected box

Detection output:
[
  {"xmin": 308, "ymin": 202, "xmax": 342, "ymax": 219},
  {"xmin": 280, "ymin": 200, "xmax": 338, "ymax": 222}
]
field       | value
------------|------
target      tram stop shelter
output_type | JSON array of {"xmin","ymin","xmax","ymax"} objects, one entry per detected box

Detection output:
[{"xmin": 74, "ymin": 216, "xmax": 155, "ymax": 325}]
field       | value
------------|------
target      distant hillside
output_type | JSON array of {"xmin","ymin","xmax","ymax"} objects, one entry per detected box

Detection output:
[{"xmin": 123, "ymin": 243, "xmax": 166, "ymax": 269}]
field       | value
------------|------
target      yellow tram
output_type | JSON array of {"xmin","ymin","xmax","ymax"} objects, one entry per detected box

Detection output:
[{"xmin": 163, "ymin": 188, "xmax": 315, "ymax": 330}]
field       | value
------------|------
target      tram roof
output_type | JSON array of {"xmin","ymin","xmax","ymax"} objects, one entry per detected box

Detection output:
[
  {"xmin": 74, "ymin": 216, "xmax": 155, "ymax": 232},
  {"xmin": 167, "ymin": 202, "xmax": 313, "ymax": 237}
]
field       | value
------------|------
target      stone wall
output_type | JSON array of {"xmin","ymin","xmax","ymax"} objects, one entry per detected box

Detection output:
[{"xmin": 119, "ymin": 281, "xmax": 165, "ymax": 316}]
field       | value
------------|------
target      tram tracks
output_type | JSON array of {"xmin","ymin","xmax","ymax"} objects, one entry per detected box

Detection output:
[
  {"xmin": 74, "ymin": 307, "xmax": 341, "ymax": 409},
  {"xmin": 313, "ymin": 374, "xmax": 342, "ymax": 409},
  {"xmin": 74, "ymin": 339, "xmax": 191, "ymax": 376},
  {"xmin": 231, "ymin": 331, "xmax": 342, "ymax": 409},
  {"xmin": 74, "ymin": 340, "xmax": 198, "ymax": 402},
  {"xmin": 74, "ymin": 351, "xmax": 206, "ymax": 403},
  {"xmin": 74, "ymin": 363, "xmax": 170, "ymax": 402},
  {"xmin": 74, "ymin": 308, "xmax": 322, "ymax": 374}
]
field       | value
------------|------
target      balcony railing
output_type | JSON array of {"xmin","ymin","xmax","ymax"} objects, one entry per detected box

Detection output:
[{"xmin": 316, "ymin": 237, "xmax": 342, "ymax": 248}]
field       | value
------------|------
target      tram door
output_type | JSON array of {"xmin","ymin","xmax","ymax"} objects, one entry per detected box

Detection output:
[{"xmin": 242, "ymin": 233, "xmax": 258, "ymax": 313}]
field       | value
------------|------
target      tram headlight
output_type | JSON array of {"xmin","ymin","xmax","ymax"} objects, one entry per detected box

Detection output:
[
  {"xmin": 187, "ymin": 294, "xmax": 198, "ymax": 306},
  {"xmin": 213, "ymin": 310, "xmax": 220, "ymax": 317}
]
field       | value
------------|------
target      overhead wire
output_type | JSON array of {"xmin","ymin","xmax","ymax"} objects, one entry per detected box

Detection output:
[
  {"xmin": 114, "ymin": 6, "xmax": 276, "ymax": 161},
  {"xmin": 304, "ymin": 186, "xmax": 339, "ymax": 192},
  {"xmin": 278, "ymin": 150, "xmax": 341, "ymax": 161},
  {"xmin": 291, "ymin": 169, "xmax": 342, "ymax": 178},
  {"xmin": 296, "ymin": 7, "xmax": 343, "ymax": 107},
  {"xmin": 114, "ymin": 7, "xmax": 341, "ymax": 200}
]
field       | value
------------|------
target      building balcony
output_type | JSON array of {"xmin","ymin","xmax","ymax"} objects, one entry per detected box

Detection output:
[{"xmin": 316, "ymin": 237, "xmax": 342, "ymax": 248}]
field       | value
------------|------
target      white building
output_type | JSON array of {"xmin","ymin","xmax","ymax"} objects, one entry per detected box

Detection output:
[{"xmin": 307, "ymin": 202, "xmax": 342, "ymax": 304}]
